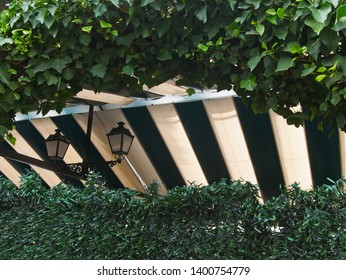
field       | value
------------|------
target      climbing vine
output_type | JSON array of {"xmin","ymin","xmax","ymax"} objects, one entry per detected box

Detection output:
[{"xmin": 1, "ymin": 0, "xmax": 346, "ymax": 141}]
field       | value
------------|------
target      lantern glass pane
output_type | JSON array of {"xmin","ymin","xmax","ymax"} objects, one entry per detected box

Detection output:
[
  {"xmin": 46, "ymin": 140, "xmax": 58, "ymax": 158},
  {"xmin": 108, "ymin": 134, "xmax": 122, "ymax": 153},
  {"xmin": 122, "ymin": 134, "xmax": 133, "ymax": 154},
  {"xmin": 57, "ymin": 141, "xmax": 69, "ymax": 159}
]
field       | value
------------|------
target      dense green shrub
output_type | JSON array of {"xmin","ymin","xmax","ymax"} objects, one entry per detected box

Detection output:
[{"xmin": 0, "ymin": 171, "xmax": 345, "ymax": 260}]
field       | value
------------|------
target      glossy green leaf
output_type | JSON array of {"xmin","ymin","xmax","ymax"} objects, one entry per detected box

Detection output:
[
  {"xmin": 0, "ymin": 67, "xmax": 11, "ymax": 84},
  {"xmin": 197, "ymin": 43, "xmax": 208, "ymax": 52},
  {"xmin": 93, "ymin": 4, "xmax": 107, "ymax": 17},
  {"xmin": 310, "ymin": 4, "xmax": 332, "ymax": 23},
  {"xmin": 196, "ymin": 5, "xmax": 207, "ymax": 23},
  {"xmin": 100, "ymin": 20, "xmax": 112, "ymax": 29},
  {"xmin": 332, "ymin": 4, "xmax": 346, "ymax": 31},
  {"xmin": 275, "ymin": 56, "xmax": 295, "ymax": 72},
  {"xmin": 247, "ymin": 55, "xmax": 261, "ymax": 71},
  {"xmin": 44, "ymin": 14, "xmax": 55, "ymax": 29},
  {"xmin": 0, "ymin": 37, "xmax": 13, "ymax": 46},
  {"xmin": 316, "ymin": 74, "xmax": 326, "ymax": 82},
  {"xmin": 306, "ymin": 17, "xmax": 327, "ymax": 34},
  {"xmin": 122, "ymin": 64, "xmax": 134, "ymax": 76},
  {"xmin": 90, "ymin": 63, "xmax": 107, "ymax": 78},
  {"xmin": 266, "ymin": 8, "xmax": 276, "ymax": 16},
  {"xmin": 330, "ymin": 93, "xmax": 341, "ymax": 105},
  {"xmin": 240, "ymin": 75, "xmax": 256, "ymax": 91},
  {"xmin": 301, "ymin": 64, "xmax": 317, "ymax": 76},
  {"xmin": 155, "ymin": 19, "xmax": 171, "ymax": 38},
  {"xmin": 256, "ymin": 24, "xmax": 265, "ymax": 36},
  {"xmin": 82, "ymin": 26, "xmax": 93, "ymax": 33},
  {"xmin": 186, "ymin": 88, "xmax": 195, "ymax": 96},
  {"xmin": 141, "ymin": 0, "xmax": 155, "ymax": 6}
]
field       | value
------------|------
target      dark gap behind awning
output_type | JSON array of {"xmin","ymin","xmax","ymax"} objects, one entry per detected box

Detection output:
[
  {"xmin": 52, "ymin": 115, "xmax": 124, "ymax": 189},
  {"xmin": 234, "ymin": 98, "xmax": 284, "ymax": 200},
  {"xmin": 15, "ymin": 120, "xmax": 83, "ymax": 188},
  {"xmin": 304, "ymin": 119, "xmax": 341, "ymax": 186},
  {"xmin": 0, "ymin": 135, "xmax": 50, "ymax": 189},
  {"xmin": 175, "ymin": 101, "xmax": 230, "ymax": 184},
  {"xmin": 122, "ymin": 106, "xmax": 185, "ymax": 189},
  {"xmin": 0, "ymin": 140, "xmax": 33, "ymax": 176}
]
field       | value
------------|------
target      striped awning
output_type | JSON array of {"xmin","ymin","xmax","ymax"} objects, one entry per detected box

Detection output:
[{"xmin": 0, "ymin": 88, "xmax": 344, "ymax": 200}]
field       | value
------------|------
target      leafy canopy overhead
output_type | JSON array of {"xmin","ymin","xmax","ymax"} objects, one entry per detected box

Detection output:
[{"xmin": 1, "ymin": 0, "xmax": 346, "ymax": 139}]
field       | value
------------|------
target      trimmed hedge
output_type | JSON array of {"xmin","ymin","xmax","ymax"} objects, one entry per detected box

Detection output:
[{"xmin": 0, "ymin": 171, "xmax": 345, "ymax": 260}]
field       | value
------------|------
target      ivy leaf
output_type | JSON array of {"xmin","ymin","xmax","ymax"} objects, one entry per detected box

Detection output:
[
  {"xmin": 327, "ymin": 0, "xmax": 339, "ymax": 8},
  {"xmin": 245, "ymin": 0, "xmax": 260, "ymax": 9},
  {"xmin": 274, "ymin": 25, "xmax": 288, "ymax": 40},
  {"xmin": 197, "ymin": 43, "xmax": 208, "ymax": 52},
  {"xmin": 301, "ymin": 64, "xmax": 317, "ymax": 76},
  {"xmin": 0, "ymin": 37, "xmax": 13, "ymax": 46},
  {"xmin": 283, "ymin": 42, "xmax": 300, "ymax": 54},
  {"xmin": 100, "ymin": 20, "xmax": 112, "ymax": 29},
  {"xmin": 309, "ymin": 39, "xmax": 321, "ymax": 61},
  {"xmin": 36, "ymin": 9, "xmax": 48, "ymax": 24},
  {"xmin": 141, "ymin": 0, "xmax": 155, "ymax": 6},
  {"xmin": 82, "ymin": 26, "xmax": 93, "ymax": 33},
  {"xmin": 79, "ymin": 34, "xmax": 91, "ymax": 46},
  {"xmin": 155, "ymin": 19, "xmax": 171, "ymax": 38},
  {"xmin": 33, "ymin": 59, "xmax": 53, "ymax": 73},
  {"xmin": 330, "ymin": 93, "xmax": 341, "ymax": 105},
  {"xmin": 157, "ymin": 49, "xmax": 172, "ymax": 61},
  {"xmin": 62, "ymin": 68, "xmax": 74, "ymax": 81},
  {"xmin": 320, "ymin": 102, "xmax": 329, "ymax": 111},
  {"xmin": 256, "ymin": 24, "xmax": 265, "ymax": 36},
  {"xmin": 52, "ymin": 57, "xmax": 72, "ymax": 73},
  {"xmin": 186, "ymin": 88, "xmax": 196, "ymax": 96},
  {"xmin": 90, "ymin": 63, "xmax": 107, "ymax": 78},
  {"xmin": 47, "ymin": 75, "xmax": 59, "ymax": 86},
  {"xmin": 196, "ymin": 5, "xmax": 207, "ymax": 23},
  {"xmin": 267, "ymin": 96, "xmax": 278, "ymax": 110},
  {"xmin": 0, "ymin": 125, "xmax": 8, "ymax": 136},
  {"xmin": 110, "ymin": 0, "xmax": 120, "ymax": 7},
  {"xmin": 277, "ymin": 8, "xmax": 285, "ymax": 19},
  {"xmin": 266, "ymin": 15, "xmax": 277, "ymax": 25},
  {"xmin": 286, "ymin": 112, "xmax": 309, "ymax": 127},
  {"xmin": 240, "ymin": 75, "xmax": 256, "ymax": 91},
  {"xmin": 336, "ymin": 115, "xmax": 346, "ymax": 127},
  {"xmin": 320, "ymin": 28, "xmax": 339, "ymax": 52},
  {"xmin": 227, "ymin": 0, "xmax": 237, "ymax": 10},
  {"xmin": 44, "ymin": 14, "xmax": 55, "ymax": 29},
  {"xmin": 0, "ymin": 67, "xmax": 11, "ymax": 84},
  {"xmin": 122, "ymin": 64, "xmax": 134, "ymax": 76},
  {"xmin": 306, "ymin": 17, "xmax": 327, "ymax": 34},
  {"xmin": 266, "ymin": 8, "xmax": 276, "ymax": 16},
  {"xmin": 316, "ymin": 74, "xmax": 326, "ymax": 82},
  {"xmin": 332, "ymin": 4, "xmax": 346, "ymax": 31},
  {"xmin": 275, "ymin": 56, "xmax": 295, "ymax": 72},
  {"xmin": 48, "ymin": 5, "xmax": 58, "ymax": 16},
  {"xmin": 247, "ymin": 55, "xmax": 261, "ymax": 71},
  {"xmin": 310, "ymin": 3, "xmax": 332, "ymax": 23},
  {"xmin": 93, "ymin": 4, "xmax": 107, "ymax": 17}
]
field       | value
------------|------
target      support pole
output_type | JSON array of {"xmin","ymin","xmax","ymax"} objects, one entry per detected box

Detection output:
[
  {"xmin": 124, "ymin": 156, "xmax": 148, "ymax": 192},
  {"xmin": 83, "ymin": 104, "xmax": 94, "ymax": 174}
]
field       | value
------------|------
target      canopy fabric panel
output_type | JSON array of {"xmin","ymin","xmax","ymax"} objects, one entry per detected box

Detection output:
[{"xmin": 1, "ymin": 96, "xmax": 344, "ymax": 199}]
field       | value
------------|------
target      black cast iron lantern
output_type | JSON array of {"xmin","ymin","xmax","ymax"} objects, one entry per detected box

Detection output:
[
  {"xmin": 45, "ymin": 129, "xmax": 70, "ymax": 161},
  {"xmin": 106, "ymin": 122, "xmax": 134, "ymax": 159}
]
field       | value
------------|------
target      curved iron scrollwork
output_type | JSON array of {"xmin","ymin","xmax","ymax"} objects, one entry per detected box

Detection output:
[
  {"xmin": 66, "ymin": 163, "xmax": 84, "ymax": 176},
  {"xmin": 64, "ymin": 159, "xmax": 122, "ymax": 177}
]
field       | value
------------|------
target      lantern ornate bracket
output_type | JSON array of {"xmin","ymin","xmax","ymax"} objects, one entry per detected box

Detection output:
[
  {"xmin": 63, "ymin": 158, "xmax": 122, "ymax": 177},
  {"xmin": 43, "ymin": 104, "xmax": 147, "ymax": 191}
]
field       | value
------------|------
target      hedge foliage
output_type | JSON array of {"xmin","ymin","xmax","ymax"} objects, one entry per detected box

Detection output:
[{"xmin": 0, "ymin": 171, "xmax": 345, "ymax": 260}]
